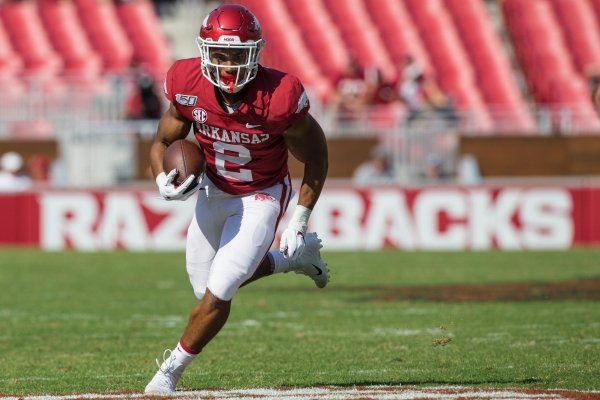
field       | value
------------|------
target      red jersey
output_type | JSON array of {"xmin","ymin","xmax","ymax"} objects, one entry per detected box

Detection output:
[{"xmin": 164, "ymin": 58, "xmax": 310, "ymax": 195}]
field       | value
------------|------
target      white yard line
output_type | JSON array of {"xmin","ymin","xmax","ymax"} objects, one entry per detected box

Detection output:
[{"xmin": 2, "ymin": 386, "xmax": 597, "ymax": 400}]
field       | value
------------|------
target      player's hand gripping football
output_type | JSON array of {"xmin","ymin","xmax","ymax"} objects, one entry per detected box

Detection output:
[
  {"xmin": 156, "ymin": 169, "xmax": 199, "ymax": 201},
  {"xmin": 279, "ymin": 205, "xmax": 312, "ymax": 260}
]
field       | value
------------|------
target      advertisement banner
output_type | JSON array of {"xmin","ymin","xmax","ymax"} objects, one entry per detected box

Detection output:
[{"xmin": 1, "ymin": 185, "xmax": 599, "ymax": 250}]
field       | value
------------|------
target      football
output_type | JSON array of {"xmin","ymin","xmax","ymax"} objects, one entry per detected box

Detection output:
[{"xmin": 162, "ymin": 139, "xmax": 205, "ymax": 186}]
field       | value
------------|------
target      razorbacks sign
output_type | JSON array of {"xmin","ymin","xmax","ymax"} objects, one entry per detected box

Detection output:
[{"xmin": 1, "ymin": 186, "xmax": 599, "ymax": 250}]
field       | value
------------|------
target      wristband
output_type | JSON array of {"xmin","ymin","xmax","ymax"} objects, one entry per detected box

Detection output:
[{"xmin": 289, "ymin": 205, "xmax": 311, "ymax": 232}]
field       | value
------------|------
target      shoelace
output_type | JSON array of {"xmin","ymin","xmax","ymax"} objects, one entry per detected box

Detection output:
[{"xmin": 156, "ymin": 348, "xmax": 175, "ymax": 374}]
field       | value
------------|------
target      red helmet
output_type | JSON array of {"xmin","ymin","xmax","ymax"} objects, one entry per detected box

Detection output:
[{"xmin": 196, "ymin": 4, "xmax": 264, "ymax": 93}]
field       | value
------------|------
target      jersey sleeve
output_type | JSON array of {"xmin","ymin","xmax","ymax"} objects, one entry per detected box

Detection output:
[
  {"xmin": 163, "ymin": 61, "xmax": 179, "ymax": 103},
  {"xmin": 270, "ymin": 75, "xmax": 311, "ymax": 131}
]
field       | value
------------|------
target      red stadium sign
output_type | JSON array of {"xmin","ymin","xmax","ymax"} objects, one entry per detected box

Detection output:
[{"xmin": 1, "ymin": 185, "xmax": 599, "ymax": 250}]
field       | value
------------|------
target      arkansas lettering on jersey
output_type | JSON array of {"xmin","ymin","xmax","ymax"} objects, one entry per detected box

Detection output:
[{"xmin": 164, "ymin": 58, "xmax": 310, "ymax": 195}]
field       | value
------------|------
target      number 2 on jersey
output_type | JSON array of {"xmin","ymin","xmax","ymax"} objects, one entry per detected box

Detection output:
[{"xmin": 212, "ymin": 141, "xmax": 253, "ymax": 181}]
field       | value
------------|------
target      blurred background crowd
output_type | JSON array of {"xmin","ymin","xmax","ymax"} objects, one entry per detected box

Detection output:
[{"xmin": 0, "ymin": 0, "xmax": 600, "ymax": 191}]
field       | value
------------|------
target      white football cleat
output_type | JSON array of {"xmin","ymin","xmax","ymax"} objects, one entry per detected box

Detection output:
[
  {"xmin": 293, "ymin": 232, "xmax": 330, "ymax": 288},
  {"xmin": 144, "ymin": 349, "xmax": 183, "ymax": 395}
]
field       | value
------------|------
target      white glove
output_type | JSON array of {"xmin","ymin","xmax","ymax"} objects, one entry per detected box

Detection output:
[
  {"xmin": 279, "ymin": 205, "xmax": 311, "ymax": 260},
  {"xmin": 156, "ymin": 169, "xmax": 199, "ymax": 201}
]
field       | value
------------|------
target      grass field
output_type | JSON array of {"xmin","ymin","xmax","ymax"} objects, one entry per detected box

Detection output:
[{"xmin": 0, "ymin": 249, "xmax": 599, "ymax": 396}]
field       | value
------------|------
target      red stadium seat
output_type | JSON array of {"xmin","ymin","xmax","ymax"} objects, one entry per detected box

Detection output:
[
  {"xmin": 284, "ymin": 0, "xmax": 350, "ymax": 81},
  {"xmin": 502, "ymin": 0, "xmax": 599, "ymax": 130},
  {"xmin": 74, "ymin": 0, "xmax": 134, "ymax": 74},
  {"xmin": 38, "ymin": 0, "xmax": 102, "ymax": 78},
  {"xmin": 548, "ymin": 0, "xmax": 600, "ymax": 75},
  {"xmin": 0, "ymin": 19, "xmax": 22, "ymax": 76},
  {"xmin": 362, "ymin": 0, "xmax": 432, "ymax": 77},
  {"xmin": 321, "ymin": 0, "xmax": 396, "ymax": 82},
  {"xmin": 445, "ymin": 0, "xmax": 535, "ymax": 132},
  {"xmin": 115, "ymin": 0, "xmax": 172, "ymax": 76},
  {"xmin": 0, "ymin": 0, "xmax": 62, "ymax": 75}
]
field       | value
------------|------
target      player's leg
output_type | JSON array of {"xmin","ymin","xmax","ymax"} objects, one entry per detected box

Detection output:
[
  {"xmin": 241, "ymin": 232, "xmax": 330, "ymax": 288},
  {"xmin": 179, "ymin": 192, "xmax": 280, "ymax": 346},
  {"xmin": 145, "ymin": 189, "xmax": 224, "ymax": 394},
  {"xmin": 146, "ymin": 192, "xmax": 280, "ymax": 394}
]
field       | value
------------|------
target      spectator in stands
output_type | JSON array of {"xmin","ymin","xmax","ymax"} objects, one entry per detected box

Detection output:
[
  {"xmin": 329, "ymin": 55, "xmax": 371, "ymax": 122},
  {"xmin": 352, "ymin": 145, "xmax": 396, "ymax": 186},
  {"xmin": 28, "ymin": 154, "xmax": 52, "ymax": 184},
  {"xmin": 398, "ymin": 56, "xmax": 457, "ymax": 127},
  {"xmin": 126, "ymin": 64, "xmax": 164, "ymax": 119},
  {"xmin": 0, "ymin": 151, "xmax": 32, "ymax": 192},
  {"xmin": 588, "ymin": 69, "xmax": 600, "ymax": 114},
  {"xmin": 400, "ymin": 54, "xmax": 423, "ymax": 87},
  {"xmin": 364, "ymin": 67, "xmax": 399, "ymax": 106},
  {"xmin": 456, "ymin": 154, "xmax": 482, "ymax": 185},
  {"xmin": 422, "ymin": 152, "xmax": 447, "ymax": 182}
]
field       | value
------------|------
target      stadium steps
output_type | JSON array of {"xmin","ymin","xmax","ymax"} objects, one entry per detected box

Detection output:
[{"xmin": 158, "ymin": 0, "xmax": 220, "ymax": 60}]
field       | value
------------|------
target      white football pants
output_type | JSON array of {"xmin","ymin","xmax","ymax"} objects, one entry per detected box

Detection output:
[{"xmin": 185, "ymin": 175, "xmax": 292, "ymax": 301}]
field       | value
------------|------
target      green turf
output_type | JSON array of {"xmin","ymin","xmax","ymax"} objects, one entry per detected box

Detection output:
[{"xmin": 0, "ymin": 249, "xmax": 599, "ymax": 394}]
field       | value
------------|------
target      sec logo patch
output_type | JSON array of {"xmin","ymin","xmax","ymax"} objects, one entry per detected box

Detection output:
[{"xmin": 192, "ymin": 108, "xmax": 207, "ymax": 123}]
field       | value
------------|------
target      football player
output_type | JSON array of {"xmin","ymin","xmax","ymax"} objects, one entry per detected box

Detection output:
[{"xmin": 145, "ymin": 4, "xmax": 330, "ymax": 394}]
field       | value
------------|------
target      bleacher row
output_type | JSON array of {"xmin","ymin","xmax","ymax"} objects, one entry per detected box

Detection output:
[
  {"xmin": 0, "ymin": 0, "xmax": 170, "ymax": 97},
  {"xmin": 231, "ymin": 0, "xmax": 600, "ymax": 133}
]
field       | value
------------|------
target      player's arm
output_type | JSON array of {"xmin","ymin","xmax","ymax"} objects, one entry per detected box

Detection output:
[
  {"xmin": 150, "ymin": 103, "xmax": 192, "ymax": 178},
  {"xmin": 279, "ymin": 113, "xmax": 328, "ymax": 259},
  {"xmin": 284, "ymin": 113, "xmax": 329, "ymax": 209},
  {"xmin": 150, "ymin": 103, "xmax": 197, "ymax": 201}
]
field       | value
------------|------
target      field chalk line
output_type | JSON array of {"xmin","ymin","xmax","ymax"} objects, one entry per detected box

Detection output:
[{"xmin": 2, "ymin": 386, "xmax": 599, "ymax": 400}]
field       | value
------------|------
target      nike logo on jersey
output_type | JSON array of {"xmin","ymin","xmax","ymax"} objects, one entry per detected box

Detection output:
[
  {"xmin": 312, "ymin": 264, "xmax": 323, "ymax": 276},
  {"xmin": 245, "ymin": 123, "xmax": 261, "ymax": 129}
]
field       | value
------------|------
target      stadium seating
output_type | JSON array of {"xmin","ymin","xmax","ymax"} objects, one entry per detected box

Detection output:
[
  {"xmin": 548, "ymin": 0, "xmax": 600, "ymax": 77},
  {"xmin": 502, "ymin": 0, "xmax": 599, "ymax": 130},
  {"xmin": 38, "ymin": 0, "xmax": 102, "ymax": 79},
  {"xmin": 0, "ymin": 19, "xmax": 22, "ymax": 77},
  {"xmin": 363, "ymin": 0, "xmax": 432, "ymax": 77},
  {"xmin": 0, "ymin": 0, "xmax": 598, "ymax": 134},
  {"xmin": 321, "ymin": 0, "xmax": 396, "ymax": 83},
  {"xmin": 284, "ymin": 0, "xmax": 349, "ymax": 82},
  {"xmin": 234, "ymin": 0, "xmax": 334, "ymax": 101},
  {"xmin": 444, "ymin": 0, "xmax": 536, "ymax": 132},
  {"xmin": 403, "ymin": 0, "xmax": 493, "ymax": 131},
  {"xmin": 115, "ymin": 0, "xmax": 173, "ymax": 76},
  {"xmin": 74, "ymin": 0, "xmax": 134, "ymax": 74},
  {"xmin": 0, "ymin": 1, "xmax": 62, "ymax": 76}
]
